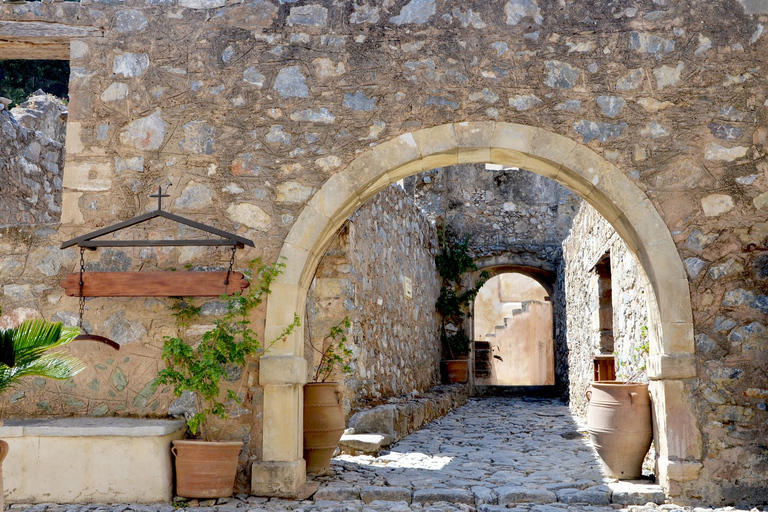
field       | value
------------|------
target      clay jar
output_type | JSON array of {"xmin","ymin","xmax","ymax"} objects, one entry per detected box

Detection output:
[
  {"xmin": 586, "ymin": 381, "xmax": 653, "ymax": 479},
  {"xmin": 303, "ymin": 382, "xmax": 345, "ymax": 474}
]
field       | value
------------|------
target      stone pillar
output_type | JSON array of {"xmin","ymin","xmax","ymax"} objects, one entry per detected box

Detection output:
[
  {"xmin": 251, "ymin": 353, "xmax": 307, "ymax": 497},
  {"xmin": 648, "ymin": 378, "xmax": 703, "ymax": 500}
]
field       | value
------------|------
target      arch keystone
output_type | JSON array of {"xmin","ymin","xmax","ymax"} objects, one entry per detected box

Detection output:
[
  {"xmin": 491, "ymin": 122, "xmax": 538, "ymax": 153},
  {"xmin": 455, "ymin": 121, "xmax": 496, "ymax": 148},
  {"xmin": 456, "ymin": 121, "xmax": 495, "ymax": 163}
]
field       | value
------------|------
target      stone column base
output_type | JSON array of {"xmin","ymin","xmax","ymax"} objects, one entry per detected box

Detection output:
[{"xmin": 251, "ymin": 459, "xmax": 306, "ymax": 498}]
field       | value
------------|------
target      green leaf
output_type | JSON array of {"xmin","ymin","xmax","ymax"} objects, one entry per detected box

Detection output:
[
  {"xmin": 0, "ymin": 319, "xmax": 85, "ymax": 395},
  {"xmin": 157, "ymin": 259, "xmax": 300, "ymax": 440}
]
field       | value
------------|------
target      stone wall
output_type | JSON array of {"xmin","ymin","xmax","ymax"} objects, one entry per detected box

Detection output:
[
  {"xmin": 559, "ymin": 202, "xmax": 650, "ymax": 417},
  {"xmin": 409, "ymin": 164, "xmax": 580, "ymax": 262},
  {"xmin": 1, "ymin": 0, "xmax": 768, "ymax": 502},
  {"xmin": 306, "ymin": 184, "xmax": 441, "ymax": 416},
  {"xmin": 0, "ymin": 91, "xmax": 66, "ymax": 226}
]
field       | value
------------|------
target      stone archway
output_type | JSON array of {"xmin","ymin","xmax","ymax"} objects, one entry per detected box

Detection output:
[
  {"xmin": 470, "ymin": 267, "xmax": 556, "ymax": 388},
  {"xmin": 253, "ymin": 122, "xmax": 701, "ymax": 498}
]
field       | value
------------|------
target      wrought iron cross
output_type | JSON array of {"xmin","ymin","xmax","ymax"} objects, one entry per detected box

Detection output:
[{"xmin": 149, "ymin": 184, "xmax": 171, "ymax": 211}]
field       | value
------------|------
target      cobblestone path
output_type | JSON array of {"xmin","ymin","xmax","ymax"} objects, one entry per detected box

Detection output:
[{"xmin": 8, "ymin": 398, "xmax": 764, "ymax": 512}]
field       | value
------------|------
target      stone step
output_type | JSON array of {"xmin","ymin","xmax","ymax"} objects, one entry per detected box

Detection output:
[
  {"xmin": 312, "ymin": 482, "xmax": 665, "ymax": 506},
  {"xmin": 338, "ymin": 433, "xmax": 392, "ymax": 455}
]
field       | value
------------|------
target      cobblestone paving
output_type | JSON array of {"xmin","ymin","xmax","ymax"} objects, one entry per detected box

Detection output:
[{"xmin": 7, "ymin": 398, "xmax": 765, "ymax": 512}]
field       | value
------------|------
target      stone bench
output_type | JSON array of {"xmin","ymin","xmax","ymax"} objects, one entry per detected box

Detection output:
[{"xmin": 0, "ymin": 417, "xmax": 186, "ymax": 504}]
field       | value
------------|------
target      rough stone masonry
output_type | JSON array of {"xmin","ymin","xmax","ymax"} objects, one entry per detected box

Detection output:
[{"xmin": 1, "ymin": 0, "xmax": 768, "ymax": 505}]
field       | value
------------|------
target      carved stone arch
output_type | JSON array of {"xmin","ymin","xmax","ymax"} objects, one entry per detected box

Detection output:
[
  {"xmin": 253, "ymin": 122, "xmax": 701, "ymax": 498},
  {"xmin": 473, "ymin": 258, "xmax": 557, "ymax": 297}
]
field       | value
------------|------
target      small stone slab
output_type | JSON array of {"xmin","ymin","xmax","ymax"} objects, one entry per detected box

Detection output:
[
  {"xmin": 313, "ymin": 485, "xmax": 361, "ymax": 501},
  {"xmin": 478, "ymin": 505, "xmax": 510, "ymax": 512},
  {"xmin": 314, "ymin": 499, "xmax": 364, "ymax": 509},
  {"xmin": 472, "ymin": 485, "xmax": 497, "ymax": 505},
  {"xmin": 497, "ymin": 486, "xmax": 557, "ymax": 504},
  {"xmin": 555, "ymin": 485, "xmax": 612, "ymax": 505},
  {"xmin": 365, "ymin": 500, "xmax": 411, "ymax": 511},
  {"xmin": 412, "ymin": 488, "xmax": 475, "ymax": 505},
  {"xmin": 339, "ymin": 433, "xmax": 392, "ymax": 454},
  {"xmin": 360, "ymin": 486, "xmax": 412, "ymax": 504},
  {"xmin": 544, "ymin": 479, "xmax": 599, "ymax": 491},
  {"xmin": 609, "ymin": 480, "xmax": 665, "ymax": 505}
]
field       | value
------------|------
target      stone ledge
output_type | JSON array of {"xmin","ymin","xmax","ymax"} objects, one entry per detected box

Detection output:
[
  {"xmin": 0, "ymin": 417, "xmax": 186, "ymax": 437},
  {"xmin": 340, "ymin": 384, "xmax": 468, "ymax": 455}
]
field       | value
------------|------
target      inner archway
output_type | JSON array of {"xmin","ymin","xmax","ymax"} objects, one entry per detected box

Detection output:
[
  {"xmin": 255, "ymin": 122, "xmax": 700, "ymax": 498},
  {"xmin": 473, "ymin": 272, "xmax": 554, "ymax": 387}
]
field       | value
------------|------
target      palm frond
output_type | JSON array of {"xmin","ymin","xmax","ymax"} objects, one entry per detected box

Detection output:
[
  {"xmin": 7, "ymin": 320, "xmax": 77, "ymax": 369},
  {"xmin": 0, "ymin": 319, "xmax": 85, "ymax": 394}
]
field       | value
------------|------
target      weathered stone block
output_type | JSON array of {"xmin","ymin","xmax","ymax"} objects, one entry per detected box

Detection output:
[{"xmin": 360, "ymin": 486, "xmax": 412, "ymax": 503}]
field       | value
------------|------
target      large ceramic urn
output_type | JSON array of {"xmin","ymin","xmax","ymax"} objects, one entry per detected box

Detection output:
[
  {"xmin": 303, "ymin": 382, "xmax": 345, "ymax": 474},
  {"xmin": 586, "ymin": 381, "xmax": 653, "ymax": 479}
]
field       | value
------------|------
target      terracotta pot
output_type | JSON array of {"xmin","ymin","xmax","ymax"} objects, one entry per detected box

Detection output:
[
  {"xmin": 303, "ymin": 382, "xmax": 345, "ymax": 474},
  {"xmin": 171, "ymin": 439, "xmax": 242, "ymax": 498},
  {"xmin": 0, "ymin": 440, "xmax": 8, "ymax": 512},
  {"xmin": 441, "ymin": 359, "xmax": 469, "ymax": 383},
  {"xmin": 586, "ymin": 381, "xmax": 653, "ymax": 479}
]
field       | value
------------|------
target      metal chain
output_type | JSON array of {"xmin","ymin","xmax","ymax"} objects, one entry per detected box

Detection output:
[
  {"xmin": 225, "ymin": 244, "xmax": 237, "ymax": 285},
  {"xmin": 78, "ymin": 247, "xmax": 86, "ymax": 332}
]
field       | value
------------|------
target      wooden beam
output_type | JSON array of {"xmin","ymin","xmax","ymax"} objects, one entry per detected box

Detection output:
[
  {"xmin": 0, "ymin": 21, "xmax": 101, "ymax": 40},
  {"xmin": 61, "ymin": 272, "xmax": 251, "ymax": 298},
  {"xmin": 0, "ymin": 21, "xmax": 102, "ymax": 60},
  {"xmin": 0, "ymin": 41, "xmax": 70, "ymax": 60}
]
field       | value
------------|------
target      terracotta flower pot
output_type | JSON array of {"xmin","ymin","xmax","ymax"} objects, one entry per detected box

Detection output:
[
  {"xmin": 441, "ymin": 359, "xmax": 469, "ymax": 383},
  {"xmin": 171, "ymin": 439, "xmax": 242, "ymax": 498},
  {"xmin": 586, "ymin": 381, "xmax": 653, "ymax": 479},
  {"xmin": 0, "ymin": 440, "xmax": 8, "ymax": 512},
  {"xmin": 303, "ymin": 382, "xmax": 345, "ymax": 474}
]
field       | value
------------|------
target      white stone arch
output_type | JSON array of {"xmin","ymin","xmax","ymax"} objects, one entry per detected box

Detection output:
[{"xmin": 253, "ymin": 122, "xmax": 702, "ymax": 499}]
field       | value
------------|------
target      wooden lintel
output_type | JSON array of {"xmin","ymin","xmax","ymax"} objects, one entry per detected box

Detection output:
[
  {"xmin": 0, "ymin": 21, "xmax": 101, "ymax": 60},
  {"xmin": 0, "ymin": 41, "xmax": 70, "ymax": 60},
  {"xmin": 0, "ymin": 21, "xmax": 102, "ymax": 40},
  {"xmin": 61, "ymin": 272, "xmax": 250, "ymax": 298}
]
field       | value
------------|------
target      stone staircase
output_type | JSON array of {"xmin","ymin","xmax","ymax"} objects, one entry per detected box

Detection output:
[
  {"xmin": 474, "ymin": 339, "xmax": 494, "ymax": 379},
  {"xmin": 475, "ymin": 314, "xmax": 516, "ymax": 381}
]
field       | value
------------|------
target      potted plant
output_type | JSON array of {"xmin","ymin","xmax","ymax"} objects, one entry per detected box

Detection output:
[
  {"xmin": 586, "ymin": 325, "xmax": 653, "ymax": 479},
  {"xmin": 0, "ymin": 318, "xmax": 86, "ymax": 510},
  {"xmin": 154, "ymin": 259, "xmax": 300, "ymax": 499},
  {"xmin": 303, "ymin": 317, "xmax": 353, "ymax": 474},
  {"xmin": 435, "ymin": 225, "xmax": 488, "ymax": 383}
]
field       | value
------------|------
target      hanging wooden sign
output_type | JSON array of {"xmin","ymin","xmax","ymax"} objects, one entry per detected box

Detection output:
[{"xmin": 61, "ymin": 272, "xmax": 250, "ymax": 298}]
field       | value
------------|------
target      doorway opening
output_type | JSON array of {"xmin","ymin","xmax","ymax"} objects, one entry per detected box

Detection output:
[{"xmin": 473, "ymin": 272, "xmax": 553, "ymax": 386}]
